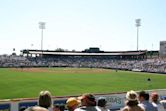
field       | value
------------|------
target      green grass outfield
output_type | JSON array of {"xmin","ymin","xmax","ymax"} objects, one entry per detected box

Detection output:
[{"xmin": 0, "ymin": 68, "xmax": 166, "ymax": 99}]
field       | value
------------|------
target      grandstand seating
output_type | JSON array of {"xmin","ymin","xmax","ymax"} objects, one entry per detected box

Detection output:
[{"xmin": 0, "ymin": 54, "xmax": 166, "ymax": 73}]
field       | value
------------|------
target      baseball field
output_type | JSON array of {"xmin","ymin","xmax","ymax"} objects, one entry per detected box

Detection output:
[{"xmin": 0, "ymin": 68, "xmax": 166, "ymax": 100}]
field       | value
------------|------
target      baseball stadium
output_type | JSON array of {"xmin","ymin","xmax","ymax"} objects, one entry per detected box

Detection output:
[
  {"xmin": 1, "ymin": 1, "xmax": 166, "ymax": 110},
  {"xmin": 0, "ymin": 47, "xmax": 166, "ymax": 110}
]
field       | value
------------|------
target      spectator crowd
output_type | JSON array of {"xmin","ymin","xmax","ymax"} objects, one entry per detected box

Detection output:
[
  {"xmin": 21, "ymin": 90, "xmax": 166, "ymax": 111},
  {"xmin": 0, "ymin": 55, "xmax": 166, "ymax": 73}
]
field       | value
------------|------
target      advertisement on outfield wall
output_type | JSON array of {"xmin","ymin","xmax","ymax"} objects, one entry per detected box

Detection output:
[
  {"xmin": 18, "ymin": 101, "xmax": 37, "ymax": 111},
  {"xmin": 0, "ymin": 103, "xmax": 10, "ymax": 111},
  {"xmin": 95, "ymin": 94, "xmax": 124, "ymax": 110}
]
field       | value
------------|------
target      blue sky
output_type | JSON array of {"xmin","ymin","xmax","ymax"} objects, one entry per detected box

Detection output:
[{"xmin": 0, "ymin": 0, "xmax": 166, "ymax": 54}]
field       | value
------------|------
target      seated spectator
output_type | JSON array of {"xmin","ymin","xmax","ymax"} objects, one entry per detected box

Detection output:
[
  {"xmin": 121, "ymin": 90, "xmax": 144, "ymax": 111},
  {"xmin": 138, "ymin": 91, "xmax": 158, "ymax": 111},
  {"xmin": 24, "ymin": 106, "xmax": 48, "ymax": 111},
  {"xmin": 150, "ymin": 92, "xmax": 159, "ymax": 107},
  {"xmin": 74, "ymin": 93, "xmax": 98, "ymax": 111},
  {"xmin": 39, "ymin": 90, "xmax": 52, "ymax": 111},
  {"xmin": 150, "ymin": 92, "xmax": 165, "ymax": 111},
  {"xmin": 96, "ymin": 97, "xmax": 110, "ymax": 111},
  {"xmin": 66, "ymin": 97, "xmax": 80, "ymax": 111}
]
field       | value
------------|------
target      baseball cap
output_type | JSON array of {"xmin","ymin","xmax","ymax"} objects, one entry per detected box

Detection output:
[{"xmin": 66, "ymin": 97, "xmax": 80, "ymax": 107}]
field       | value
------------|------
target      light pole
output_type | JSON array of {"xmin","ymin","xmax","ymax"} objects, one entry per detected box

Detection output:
[
  {"xmin": 135, "ymin": 19, "xmax": 141, "ymax": 51},
  {"xmin": 39, "ymin": 22, "xmax": 46, "ymax": 55}
]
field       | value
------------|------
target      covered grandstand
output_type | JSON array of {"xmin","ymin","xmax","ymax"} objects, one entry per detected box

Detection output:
[
  {"xmin": 1, "ymin": 48, "xmax": 165, "ymax": 73},
  {"xmin": 21, "ymin": 49, "xmax": 147, "ymax": 60}
]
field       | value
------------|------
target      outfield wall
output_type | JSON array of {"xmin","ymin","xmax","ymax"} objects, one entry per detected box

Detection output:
[{"xmin": 0, "ymin": 89, "xmax": 166, "ymax": 111}]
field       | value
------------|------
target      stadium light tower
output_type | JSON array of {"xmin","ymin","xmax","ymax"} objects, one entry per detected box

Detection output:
[
  {"xmin": 135, "ymin": 19, "xmax": 141, "ymax": 51},
  {"xmin": 39, "ymin": 22, "xmax": 46, "ymax": 54}
]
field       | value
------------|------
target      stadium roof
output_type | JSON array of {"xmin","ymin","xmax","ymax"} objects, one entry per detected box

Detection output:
[{"xmin": 22, "ymin": 50, "xmax": 146, "ymax": 56}]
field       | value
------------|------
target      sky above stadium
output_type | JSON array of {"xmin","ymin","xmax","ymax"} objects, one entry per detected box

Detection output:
[{"xmin": 0, "ymin": 0, "xmax": 166, "ymax": 55}]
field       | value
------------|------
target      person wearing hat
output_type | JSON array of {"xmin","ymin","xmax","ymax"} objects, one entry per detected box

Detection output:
[
  {"xmin": 66, "ymin": 97, "xmax": 80, "ymax": 111},
  {"xmin": 74, "ymin": 93, "xmax": 98, "ymax": 111},
  {"xmin": 121, "ymin": 90, "xmax": 144, "ymax": 111}
]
